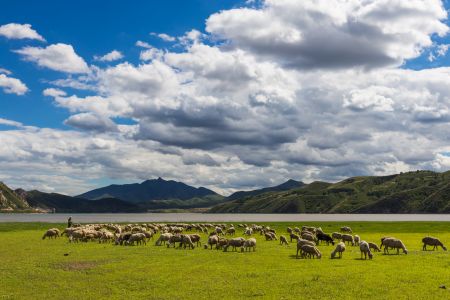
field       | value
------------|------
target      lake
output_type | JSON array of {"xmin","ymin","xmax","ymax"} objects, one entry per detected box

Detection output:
[{"xmin": 0, "ymin": 213, "xmax": 449, "ymax": 223}]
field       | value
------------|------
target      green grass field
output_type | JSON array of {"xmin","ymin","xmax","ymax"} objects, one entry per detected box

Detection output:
[{"xmin": 1, "ymin": 222, "xmax": 450, "ymax": 299}]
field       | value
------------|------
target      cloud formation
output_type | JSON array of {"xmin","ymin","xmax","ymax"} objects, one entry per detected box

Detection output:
[
  {"xmin": 0, "ymin": 23, "xmax": 45, "ymax": 41},
  {"xmin": 15, "ymin": 43, "xmax": 89, "ymax": 74},
  {"xmin": 94, "ymin": 50, "xmax": 124, "ymax": 62},
  {"xmin": 0, "ymin": 74, "xmax": 28, "ymax": 95}
]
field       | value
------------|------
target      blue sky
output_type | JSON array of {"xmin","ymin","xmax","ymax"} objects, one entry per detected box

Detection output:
[
  {"xmin": 0, "ymin": 1, "xmax": 244, "ymax": 129},
  {"xmin": 2, "ymin": 0, "xmax": 450, "ymax": 195}
]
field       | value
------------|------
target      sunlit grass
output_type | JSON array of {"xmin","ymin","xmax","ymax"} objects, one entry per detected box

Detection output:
[{"xmin": 1, "ymin": 222, "xmax": 449, "ymax": 299}]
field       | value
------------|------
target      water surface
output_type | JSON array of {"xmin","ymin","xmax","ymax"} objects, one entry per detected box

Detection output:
[{"xmin": 0, "ymin": 213, "xmax": 449, "ymax": 223}]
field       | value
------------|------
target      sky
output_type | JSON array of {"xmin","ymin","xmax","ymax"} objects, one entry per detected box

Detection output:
[{"xmin": 1, "ymin": 0, "xmax": 450, "ymax": 196}]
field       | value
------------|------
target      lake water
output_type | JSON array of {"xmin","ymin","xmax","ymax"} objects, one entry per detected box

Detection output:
[{"xmin": 0, "ymin": 213, "xmax": 449, "ymax": 223}]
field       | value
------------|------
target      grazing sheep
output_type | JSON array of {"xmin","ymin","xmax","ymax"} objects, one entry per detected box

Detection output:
[
  {"xmin": 223, "ymin": 237, "xmax": 245, "ymax": 252},
  {"xmin": 422, "ymin": 237, "xmax": 447, "ymax": 251},
  {"xmin": 331, "ymin": 232, "xmax": 342, "ymax": 240},
  {"xmin": 167, "ymin": 235, "xmax": 182, "ymax": 248},
  {"xmin": 354, "ymin": 235, "xmax": 361, "ymax": 246},
  {"xmin": 226, "ymin": 227, "xmax": 236, "ymax": 236},
  {"xmin": 188, "ymin": 234, "xmax": 201, "ymax": 247},
  {"xmin": 115, "ymin": 232, "xmax": 132, "ymax": 245},
  {"xmin": 290, "ymin": 233, "xmax": 300, "ymax": 242},
  {"xmin": 368, "ymin": 242, "xmax": 381, "ymax": 252},
  {"xmin": 341, "ymin": 234, "xmax": 354, "ymax": 246},
  {"xmin": 280, "ymin": 235, "xmax": 289, "ymax": 245},
  {"xmin": 216, "ymin": 237, "xmax": 229, "ymax": 250},
  {"xmin": 359, "ymin": 241, "xmax": 373, "ymax": 260},
  {"xmin": 244, "ymin": 228, "xmax": 253, "ymax": 236},
  {"xmin": 296, "ymin": 239, "xmax": 316, "ymax": 258},
  {"xmin": 155, "ymin": 233, "xmax": 172, "ymax": 246},
  {"xmin": 379, "ymin": 236, "xmax": 394, "ymax": 249},
  {"xmin": 127, "ymin": 233, "xmax": 147, "ymax": 246},
  {"xmin": 340, "ymin": 226, "xmax": 352, "ymax": 233},
  {"xmin": 242, "ymin": 238, "xmax": 257, "ymax": 252},
  {"xmin": 294, "ymin": 227, "xmax": 301, "ymax": 234},
  {"xmin": 317, "ymin": 232, "xmax": 334, "ymax": 245},
  {"xmin": 301, "ymin": 232, "xmax": 316, "ymax": 243},
  {"xmin": 287, "ymin": 227, "xmax": 293, "ymax": 234},
  {"xmin": 299, "ymin": 244, "xmax": 322, "ymax": 259},
  {"xmin": 207, "ymin": 235, "xmax": 219, "ymax": 249},
  {"xmin": 42, "ymin": 229, "xmax": 59, "ymax": 240},
  {"xmin": 331, "ymin": 242, "xmax": 346, "ymax": 259},
  {"xmin": 381, "ymin": 238, "xmax": 408, "ymax": 255},
  {"xmin": 265, "ymin": 232, "xmax": 277, "ymax": 241},
  {"xmin": 179, "ymin": 234, "xmax": 195, "ymax": 249}
]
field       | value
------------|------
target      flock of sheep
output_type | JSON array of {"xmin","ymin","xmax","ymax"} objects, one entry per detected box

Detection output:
[{"xmin": 41, "ymin": 223, "xmax": 447, "ymax": 259}]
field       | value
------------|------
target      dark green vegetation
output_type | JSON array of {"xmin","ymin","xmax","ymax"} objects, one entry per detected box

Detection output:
[
  {"xmin": 210, "ymin": 170, "xmax": 450, "ymax": 213},
  {"xmin": 78, "ymin": 177, "xmax": 219, "ymax": 202},
  {"xmin": 4, "ymin": 170, "xmax": 450, "ymax": 213},
  {"xmin": 1, "ymin": 222, "xmax": 450, "ymax": 299}
]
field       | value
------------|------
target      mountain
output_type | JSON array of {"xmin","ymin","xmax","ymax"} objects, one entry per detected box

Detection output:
[
  {"xmin": 210, "ymin": 170, "xmax": 450, "ymax": 213},
  {"xmin": 24, "ymin": 190, "xmax": 141, "ymax": 213},
  {"xmin": 227, "ymin": 179, "xmax": 304, "ymax": 201},
  {"xmin": 78, "ymin": 177, "xmax": 221, "ymax": 203},
  {"xmin": 0, "ymin": 182, "xmax": 30, "ymax": 211}
]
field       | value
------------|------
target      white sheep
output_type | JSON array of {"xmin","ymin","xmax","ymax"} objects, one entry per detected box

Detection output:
[
  {"xmin": 331, "ymin": 232, "xmax": 342, "ymax": 240},
  {"xmin": 340, "ymin": 226, "xmax": 352, "ymax": 233},
  {"xmin": 331, "ymin": 242, "xmax": 346, "ymax": 259},
  {"xmin": 299, "ymin": 244, "xmax": 322, "ymax": 259},
  {"xmin": 359, "ymin": 241, "xmax": 373, "ymax": 259},
  {"xmin": 42, "ymin": 229, "xmax": 59, "ymax": 240},
  {"xmin": 381, "ymin": 238, "xmax": 408, "ymax": 255},
  {"xmin": 242, "ymin": 238, "xmax": 257, "ymax": 252},
  {"xmin": 368, "ymin": 242, "xmax": 381, "ymax": 252},
  {"xmin": 341, "ymin": 234, "xmax": 354, "ymax": 246},
  {"xmin": 354, "ymin": 235, "xmax": 360, "ymax": 245},
  {"xmin": 279, "ymin": 235, "xmax": 289, "ymax": 245},
  {"xmin": 296, "ymin": 239, "xmax": 316, "ymax": 258},
  {"xmin": 155, "ymin": 233, "xmax": 172, "ymax": 246}
]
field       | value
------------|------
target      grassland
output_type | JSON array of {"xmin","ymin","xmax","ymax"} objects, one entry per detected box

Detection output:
[{"xmin": 1, "ymin": 222, "xmax": 450, "ymax": 299}]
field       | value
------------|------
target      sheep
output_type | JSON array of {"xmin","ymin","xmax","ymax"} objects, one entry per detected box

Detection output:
[
  {"xmin": 216, "ymin": 237, "xmax": 229, "ymax": 250},
  {"xmin": 359, "ymin": 241, "xmax": 373, "ymax": 260},
  {"xmin": 290, "ymin": 233, "xmax": 300, "ymax": 242},
  {"xmin": 287, "ymin": 227, "xmax": 293, "ymax": 234},
  {"xmin": 226, "ymin": 227, "xmax": 236, "ymax": 236},
  {"xmin": 188, "ymin": 234, "xmax": 201, "ymax": 247},
  {"xmin": 299, "ymin": 244, "xmax": 322, "ymax": 259},
  {"xmin": 155, "ymin": 233, "xmax": 172, "ymax": 246},
  {"xmin": 207, "ymin": 235, "xmax": 219, "ymax": 249},
  {"xmin": 317, "ymin": 232, "xmax": 334, "ymax": 245},
  {"xmin": 379, "ymin": 236, "xmax": 394, "ymax": 249},
  {"xmin": 279, "ymin": 235, "xmax": 289, "ymax": 245},
  {"xmin": 341, "ymin": 234, "xmax": 354, "ymax": 246},
  {"xmin": 215, "ymin": 227, "xmax": 224, "ymax": 235},
  {"xmin": 167, "ymin": 235, "xmax": 182, "ymax": 248},
  {"xmin": 242, "ymin": 238, "xmax": 257, "ymax": 252},
  {"xmin": 331, "ymin": 242, "xmax": 346, "ymax": 259},
  {"xmin": 127, "ymin": 233, "xmax": 147, "ymax": 246},
  {"xmin": 340, "ymin": 226, "xmax": 352, "ymax": 233},
  {"xmin": 331, "ymin": 232, "xmax": 342, "ymax": 240},
  {"xmin": 115, "ymin": 232, "xmax": 132, "ymax": 245},
  {"xmin": 99, "ymin": 231, "xmax": 114, "ymax": 243},
  {"xmin": 42, "ymin": 229, "xmax": 59, "ymax": 240},
  {"xmin": 354, "ymin": 235, "xmax": 361, "ymax": 246},
  {"xmin": 368, "ymin": 242, "xmax": 381, "ymax": 252},
  {"xmin": 244, "ymin": 227, "xmax": 253, "ymax": 236},
  {"xmin": 296, "ymin": 239, "xmax": 316, "ymax": 258},
  {"xmin": 179, "ymin": 234, "xmax": 195, "ymax": 249},
  {"xmin": 223, "ymin": 237, "xmax": 245, "ymax": 252},
  {"xmin": 69, "ymin": 230, "xmax": 85, "ymax": 243},
  {"xmin": 265, "ymin": 232, "xmax": 277, "ymax": 241},
  {"xmin": 381, "ymin": 238, "xmax": 408, "ymax": 255},
  {"xmin": 422, "ymin": 236, "xmax": 447, "ymax": 251},
  {"xmin": 301, "ymin": 232, "xmax": 316, "ymax": 243}
]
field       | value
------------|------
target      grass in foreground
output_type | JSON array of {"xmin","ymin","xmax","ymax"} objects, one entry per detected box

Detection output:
[{"xmin": 1, "ymin": 222, "xmax": 450, "ymax": 299}]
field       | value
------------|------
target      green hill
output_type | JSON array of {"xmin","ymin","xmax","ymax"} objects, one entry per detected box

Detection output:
[
  {"xmin": 0, "ymin": 182, "xmax": 30, "ymax": 211},
  {"xmin": 210, "ymin": 170, "xmax": 450, "ymax": 213}
]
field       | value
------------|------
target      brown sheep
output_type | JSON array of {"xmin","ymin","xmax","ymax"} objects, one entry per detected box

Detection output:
[
  {"xmin": 422, "ymin": 236, "xmax": 447, "ymax": 251},
  {"xmin": 280, "ymin": 235, "xmax": 289, "ymax": 245},
  {"xmin": 42, "ymin": 229, "xmax": 59, "ymax": 240}
]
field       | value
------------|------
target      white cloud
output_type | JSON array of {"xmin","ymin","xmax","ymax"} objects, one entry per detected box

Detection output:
[
  {"xmin": 136, "ymin": 40, "xmax": 152, "ymax": 48},
  {"xmin": 0, "ymin": 118, "xmax": 23, "ymax": 128},
  {"xmin": 94, "ymin": 50, "xmax": 124, "ymax": 62},
  {"xmin": 15, "ymin": 43, "xmax": 90, "ymax": 74},
  {"xmin": 0, "ymin": 23, "xmax": 45, "ymax": 41},
  {"xmin": 43, "ymin": 88, "xmax": 67, "ymax": 97},
  {"xmin": 0, "ymin": 68, "xmax": 12, "ymax": 75},
  {"xmin": 206, "ymin": 0, "xmax": 448, "ymax": 69},
  {"xmin": 150, "ymin": 32, "xmax": 176, "ymax": 42},
  {"xmin": 0, "ymin": 74, "xmax": 28, "ymax": 95}
]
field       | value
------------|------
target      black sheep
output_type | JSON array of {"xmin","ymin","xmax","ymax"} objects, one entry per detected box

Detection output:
[{"xmin": 317, "ymin": 232, "xmax": 335, "ymax": 245}]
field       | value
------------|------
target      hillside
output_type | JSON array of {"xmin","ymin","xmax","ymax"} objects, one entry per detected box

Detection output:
[
  {"xmin": 24, "ymin": 190, "xmax": 141, "ymax": 213},
  {"xmin": 78, "ymin": 177, "xmax": 221, "ymax": 203},
  {"xmin": 227, "ymin": 179, "xmax": 304, "ymax": 201},
  {"xmin": 0, "ymin": 182, "xmax": 30, "ymax": 211},
  {"xmin": 210, "ymin": 171, "xmax": 450, "ymax": 213}
]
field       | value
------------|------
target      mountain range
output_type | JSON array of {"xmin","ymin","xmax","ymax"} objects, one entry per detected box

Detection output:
[{"xmin": 2, "ymin": 170, "xmax": 450, "ymax": 213}]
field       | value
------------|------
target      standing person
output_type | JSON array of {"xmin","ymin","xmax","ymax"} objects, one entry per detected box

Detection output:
[{"xmin": 68, "ymin": 216, "xmax": 73, "ymax": 228}]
